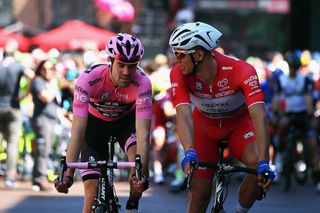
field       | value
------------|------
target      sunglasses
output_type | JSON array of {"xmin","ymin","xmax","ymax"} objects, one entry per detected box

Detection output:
[{"xmin": 173, "ymin": 49, "xmax": 196, "ymax": 59}]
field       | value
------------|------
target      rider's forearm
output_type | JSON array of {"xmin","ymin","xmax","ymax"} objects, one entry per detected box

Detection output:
[
  {"xmin": 136, "ymin": 119, "xmax": 151, "ymax": 176},
  {"xmin": 66, "ymin": 116, "xmax": 87, "ymax": 176},
  {"xmin": 255, "ymin": 114, "xmax": 270, "ymax": 162},
  {"xmin": 249, "ymin": 103, "xmax": 270, "ymax": 162},
  {"xmin": 176, "ymin": 105, "xmax": 194, "ymax": 151},
  {"xmin": 251, "ymin": 112, "xmax": 270, "ymax": 162},
  {"xmin": 66, "ymin": 136, "xmax": 85, "ymax": 176}
]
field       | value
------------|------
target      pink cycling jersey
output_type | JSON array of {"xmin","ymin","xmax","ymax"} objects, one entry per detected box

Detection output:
[
  {"xmin": 73, "ymin": 64, "xmax": 152, "ymax": 121},
  {"xmin": 170, "ymin": 50, "xmax": 265, "ymax": 121}
]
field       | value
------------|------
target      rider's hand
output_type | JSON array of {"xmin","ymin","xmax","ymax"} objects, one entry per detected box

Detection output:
[
  {"xmin": 54, "ymin": 171, "xmax": 74, "ymax": 194},
  {"xmin": 129, "ymin": 173, "xmax": 149, "ymax": 196},
  {"xmin": 257, "ymin": 160, "xmax": 276, "ymax": 192},
  {"xmin": 181, "ymin": 149, "xmax": 199, "ymax": 175}
]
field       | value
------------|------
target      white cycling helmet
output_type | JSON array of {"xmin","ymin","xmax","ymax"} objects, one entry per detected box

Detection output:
[{"xmin": 169, "ymin": 22, "xmax": 222, "ymax": 51}]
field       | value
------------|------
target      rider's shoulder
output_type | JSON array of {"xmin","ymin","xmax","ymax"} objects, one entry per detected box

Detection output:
[
  {"xmin": 83, "ymin": 63, "xmax": 110, "ymax": 74},
  {"xmin": 135, "ymin": 66, "xmax": 152, "ymax": 85}
]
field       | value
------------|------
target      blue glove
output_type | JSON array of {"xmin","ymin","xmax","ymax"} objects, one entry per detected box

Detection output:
[
  {"xmin": 181, "ymin": 149, "xmax": 199, "ymax": 171},
  {"xmin": 257, "ymin": 160, "xmax": 276, "ymax": 181}
]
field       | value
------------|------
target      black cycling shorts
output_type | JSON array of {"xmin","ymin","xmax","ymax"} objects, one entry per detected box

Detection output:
[{"xmin": 80, "ymin": 111, "xmax": 136, "ymax": 181}]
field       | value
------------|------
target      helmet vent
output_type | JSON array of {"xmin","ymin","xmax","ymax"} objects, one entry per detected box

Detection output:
[
  {"xmin": 116, "ymin": 42, "xmax": 124, "ymax": 56},
  {"xmin": 125, "ymin": 40, "xmax": 131, "ymax": 55},
  {"xmin": 172, "ymin": 29, "xmax": 191, "ymax": 41},
  {"xmin": 108, "ymin": 48, "xmax": 114, "ymax": 54},
  {"xmin": 132, "ymin": 45, "xmax": 139, "ymax": 58},
  {"xmin": 194, "ymin": 35, "xmax": 211, "ymax": 49},
  {"xmin": 180, "ymin": 38, "xmax": 191, "ymax": 46}
]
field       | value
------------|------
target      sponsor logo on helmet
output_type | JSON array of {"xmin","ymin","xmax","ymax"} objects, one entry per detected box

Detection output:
[{"xmin": 177, "ymin": 30, "xmax": 197, "ymax": 41}]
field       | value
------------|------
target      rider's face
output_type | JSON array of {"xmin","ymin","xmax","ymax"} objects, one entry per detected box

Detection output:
[
  {"xmin": 111, "ymin": 59, "xmax": 138, "ymax": 87},
  {"xmin": 173, "ymin": 49, "xmax": 196, "ymax": 75}
]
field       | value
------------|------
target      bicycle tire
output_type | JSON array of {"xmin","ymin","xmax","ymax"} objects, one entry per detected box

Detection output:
[{"xmin": 293, "ymin": 168, "xmax": 308, "ymax": 185}]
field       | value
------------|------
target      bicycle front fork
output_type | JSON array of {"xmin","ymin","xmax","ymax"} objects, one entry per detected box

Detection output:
[
  {"xmin": 92, "ymin": 172, "xmax": 120, "ymax": 213},
  {"xmin": 212, "ymin": 174, "xmax": 225, "ymax": 213}
]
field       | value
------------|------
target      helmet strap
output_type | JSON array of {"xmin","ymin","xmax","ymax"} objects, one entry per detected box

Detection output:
[{"xmin": 191, "ymin": 51, "xmax": 208, "ymax": 74}]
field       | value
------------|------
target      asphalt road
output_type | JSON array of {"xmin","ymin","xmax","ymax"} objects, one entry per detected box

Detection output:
[{"xmin": 0, "ymin": 176, "xmax": 319, "ymax": 213}]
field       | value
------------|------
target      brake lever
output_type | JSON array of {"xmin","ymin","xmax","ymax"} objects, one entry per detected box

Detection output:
[
  {"xmin": 257, "ymin": 170, "xmax": 269, "ymax": 201},
  {"xmin": 135, "ymin": 154, "xmax": 142, "ymax": 181},
  {"xmin": 187, "ymin": 159, "xmax": 196, "ymax": 190},
  {"xmin": 59, "ymin": 156, "xmax": 67, "ymax": 186}
]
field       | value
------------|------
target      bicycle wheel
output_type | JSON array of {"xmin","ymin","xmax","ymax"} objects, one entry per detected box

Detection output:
[
  {"xmin": 282, "ymin": 148, "xmax": 293, "ymax": 192},
  {"xmin": 293, "ymin": 141, "xmax": 309, "ymax": 185}
]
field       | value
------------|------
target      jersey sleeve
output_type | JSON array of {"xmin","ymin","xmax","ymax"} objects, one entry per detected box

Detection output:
[
  {"xmin": 170, "ymin": 65, "xmax": 191, "ymax": 107},
  {"xmin": 135, "ymin": 74, "xmax": 153, "ymax": 120},
  {"xmin": 72, "ymin": 71, "xmax": 92, "ymax": 117},
  {"xmin": 237, "ymin": 61, "xmax": 265, "ymax": 107},
  {"xmin": 304, "ymin": 76, "xmax": 314, "ymax": 94}
]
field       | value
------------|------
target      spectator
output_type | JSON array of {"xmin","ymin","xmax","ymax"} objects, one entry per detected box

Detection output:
[
  {"xmin": 0, "ymin": 40, "xmax": 34, "ymax": 188},
  {"xmin": 30, "ymin": 59, "xmax": 70, "ymax": 191}
]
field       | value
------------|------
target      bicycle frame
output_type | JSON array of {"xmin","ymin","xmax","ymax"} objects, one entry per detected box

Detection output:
[{"xmin": 186, "ymin": 140, "xmax": 266, "ymax": 213}]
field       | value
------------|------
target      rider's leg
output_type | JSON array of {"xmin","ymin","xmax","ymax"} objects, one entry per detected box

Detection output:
[
  {"xmin": 277, "ymin": 116, "xmax": 289, "ymax": 153},
  {"xmin": 227, "ymin": 115, "xmax": 262, "ymax": 212},
  {"xmin": 188, "ymin": 178, "xmax": 213, "ymax": 213},
  {"xmin": 152, "ymin": 126, "xmax": 166, "ymax": 184},
  {"xmin": 83, "ymin": 179, "xmax": 98, "ymax": 213},
  {"xmin": 237, "ymin": 142, "xmax": 259, "ymax": 210}
]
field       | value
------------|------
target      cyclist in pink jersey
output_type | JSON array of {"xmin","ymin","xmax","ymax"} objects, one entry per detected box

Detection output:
[
  {"xmin": 55, "ymin": 33, "xmax": 152, "ymax": 213},
  {"xmin": 169, "ymin": 22, "xmax": 275, "ymax": 213}
]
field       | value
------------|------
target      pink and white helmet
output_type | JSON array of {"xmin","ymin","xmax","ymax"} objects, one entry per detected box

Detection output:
[{"xmin": 105, "ymin": 33, "xmax": 144, "ymax": 64}]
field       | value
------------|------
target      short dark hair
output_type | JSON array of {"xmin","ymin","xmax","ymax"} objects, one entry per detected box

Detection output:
[{"xmin": 34, "ymin": 60, "xmax": 47, "ymax": 76}]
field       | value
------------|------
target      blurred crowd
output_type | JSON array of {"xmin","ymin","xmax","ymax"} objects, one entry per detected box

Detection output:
[{"xmin": 1, "ymin": 34, "xmax": 320, "ymax": 193}]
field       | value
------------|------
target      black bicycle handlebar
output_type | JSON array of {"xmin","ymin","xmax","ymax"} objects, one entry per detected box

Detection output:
[{"xmin": 183, "ymin": 161, "xmax": 267, "ymax": 200}]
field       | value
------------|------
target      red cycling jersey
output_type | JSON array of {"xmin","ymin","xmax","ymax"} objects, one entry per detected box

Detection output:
[
  {"xmin": 170, "ymin": 50, "xmax": 265, "ymax": 179},
  {"xmin": 170, "ymin": 50, "xmax": 265, "ymax": 120}
]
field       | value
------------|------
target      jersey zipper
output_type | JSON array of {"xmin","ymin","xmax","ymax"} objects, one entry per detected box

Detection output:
[{"xmin": 209, "ymin": 85, "xmax": 214, "ymax": 97}]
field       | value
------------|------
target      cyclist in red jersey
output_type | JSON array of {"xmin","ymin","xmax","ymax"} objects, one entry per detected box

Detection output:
[
  {"xmin": 169, "ymin": 22, "xmax": 275, "ymax": 213},
  {"xmin": 55, "ymin": 33, "xmax": 152, "ymax": 213}
]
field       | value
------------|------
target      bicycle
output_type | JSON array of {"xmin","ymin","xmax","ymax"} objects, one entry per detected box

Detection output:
[
  {"xmin": 57, "ymin": 142, "xmax": 143, "ymax": 213},
  {"xmin": 282, "ymin": 115, "xmax": 311, "ymax": 192},
  {"xmin": 183, "ymin": 140, "xmax": 268, "ymax": 213}
]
